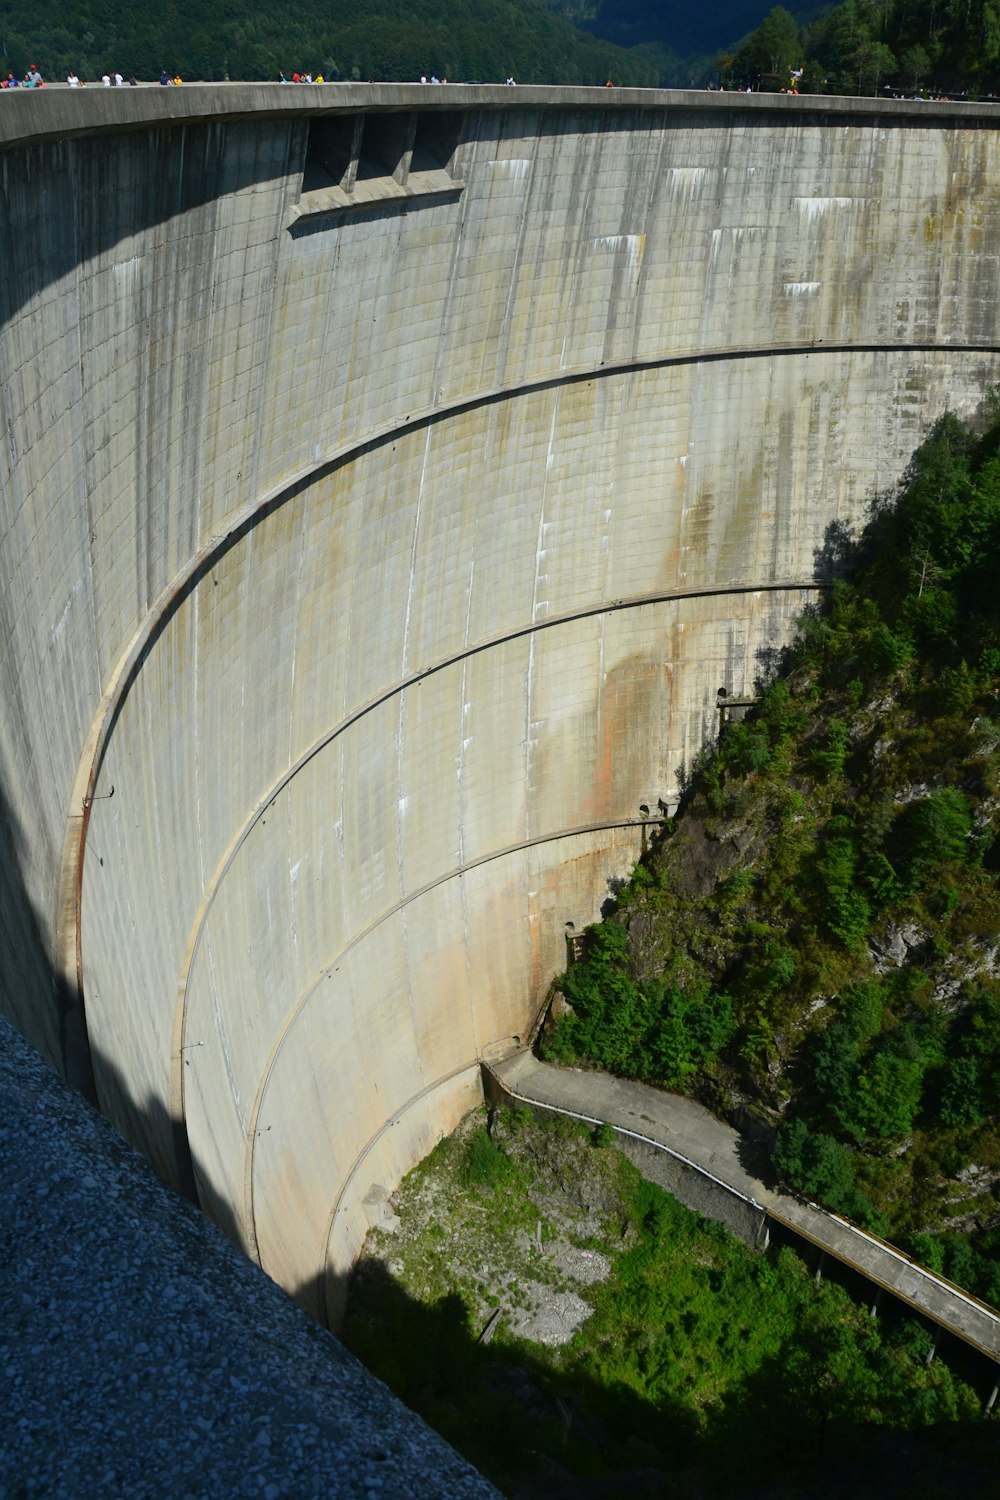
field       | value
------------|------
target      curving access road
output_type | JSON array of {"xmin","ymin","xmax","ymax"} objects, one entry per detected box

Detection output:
[{"xmin": 491, "ymin": 1051, "xmax": 1000, "ymax": 1365}]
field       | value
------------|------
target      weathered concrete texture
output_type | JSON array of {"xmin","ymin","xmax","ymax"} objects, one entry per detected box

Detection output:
[
  {"xmin": 0, "ymin": 1015, "xmax": 498, "ymax": 1499},
  {"xmin": 2, "ymin": 89, "xmax": 1000, "ymax": 1326}
]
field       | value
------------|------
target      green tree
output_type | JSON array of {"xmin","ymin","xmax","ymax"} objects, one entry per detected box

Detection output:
[
  {"xmin": 840, "ymin": 979, "xmax": 885, "ymax": 1040},
  {"xmin": 889, "ymin": 788, "xmax": 971, "ymax": 887},
  {"xmin": 854, "ymin": 38, "xmax": 896, "ymax": 91},
  {"xmin": 850, "ymin": 1042, "xmax": 925, "ymax": 1139},
  {"xmin": 940, "ymin": 1055, "xmax": 985, "ymax": 1126},
  {"xmin": 814, "ymin": 1022, "xmax": 858, "ymax": 1121},
  {"xmin": 721, "ymin": 720, "xmax": 772, "ymax": 776},
  {"xmin": 815, "ymin": 818, "xmax": 871, "ymax": 950},
  {"xmin": 900, "ymin": 42, "xmax": 931, "ymax": 88},
  {"xmin": 810, "ymin": 720, "xmax": 850, "ymax": 780},
  {"xmin": 732, "ymin": 6, "xmax": 801, "ymax": 83},
  {"xmin": 773, "ymin": 1118, "xmax": 857, "ymax": 1207}
]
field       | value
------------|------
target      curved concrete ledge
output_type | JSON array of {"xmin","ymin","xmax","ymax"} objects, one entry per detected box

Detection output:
[
  {"xmin": 57, "ymin": 337, "xmax": 852, "ymax": 1089},
  {"xmin": 59, "ymin": 335, "xmax": 993, "ymax": 1122},
  {"xmin": 242, "ymin": 818, "xmax": 662, "ymax": 1269},
  {"xmin": 172, "ymin": 577, "xmax": 820, "ymax": 1190},
  {"xmin": 5, "ymin": 81, "xmax": 1000, "ymax": 154}
]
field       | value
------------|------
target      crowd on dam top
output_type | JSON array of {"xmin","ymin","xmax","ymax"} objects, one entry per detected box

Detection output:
[
  {"xmin": 0, "ymin": 66, "xmax": 180, "ymax": 87},
  {"xmin": 1, "ymin": 65, "xmax": 44, "ymax": 87},
  {"xmin": 1, "ymin": 65, "xmax": 983, "ymax": 99},
  {"xmin": 2, "ymin": 68, "xmax": 488, "ymax": 88},
  {"xmin": 2, "ymin": 68, "xmax": 359, "ymax": 87}
]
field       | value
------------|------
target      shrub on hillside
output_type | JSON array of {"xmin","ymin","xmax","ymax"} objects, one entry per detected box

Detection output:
[
  {"xmin": 773, "ymin": 1118, "xmax": 856, "ymax": 1207},
  {"xmin": 889, "ymin": 788, "xmax": 972, "ymax": 887}
]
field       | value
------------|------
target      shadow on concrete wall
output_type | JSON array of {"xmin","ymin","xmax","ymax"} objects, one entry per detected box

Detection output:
[
  {"xmin": 0, "ymin": 764, "xmax": 248, "ymax": 1249},
  {"xmin": 0, "ymin": 773, "xmax": 78, "ymax": 1082},
  {"xmin": 0, "ymin": 121, "xmax": 297, "ymax": 326},
  {"xmin": 745, "ymin": 517, "xmax": 858, "ymax": 692}
]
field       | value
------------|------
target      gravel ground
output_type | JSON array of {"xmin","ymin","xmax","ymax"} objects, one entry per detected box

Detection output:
[{"xmin": 0, "ymin": 1016, "xmax": 497, "ymax": 1499}]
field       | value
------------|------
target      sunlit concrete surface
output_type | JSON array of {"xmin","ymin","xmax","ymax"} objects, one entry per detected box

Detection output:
[{"xmin": 2, "ymin": 86, "xmax": 1000, "ymax": 1332}]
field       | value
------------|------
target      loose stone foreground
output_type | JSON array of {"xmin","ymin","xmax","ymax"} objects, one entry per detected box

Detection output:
[
  {"xmin": 0, "ymin": 1016, "xmax": 497, "ymax": 1499},
  {"xmin": 489, "ymin": 1052, "xmax": 1000, "ymax": 1371}
]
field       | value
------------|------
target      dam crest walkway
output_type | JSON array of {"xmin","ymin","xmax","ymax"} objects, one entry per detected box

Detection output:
[{"xmin": 488, "ymin": 1052, "xmax": 1000, "ymax": 1367}]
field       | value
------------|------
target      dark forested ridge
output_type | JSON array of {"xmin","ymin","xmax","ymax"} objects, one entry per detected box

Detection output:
[
  {"xmin": 543, "ymin": 405, "xmax": 1000, "ymax": 1307},
  {"xmin": 0, "ymin": 0, "xmax": 659, "ymax": 85},
  {"xmin": 537, "ymin": 0, "xmax": 782, "ymax": 83},
  {"xmin": 724, "ymin": 0, "xmax": 1000, "ymax": 96},
  {"xmin": 581, "ymin": 0, "xmax": 771, "ymax": 55},
  {"xmin": 10, "ymin": 0, "xmax": 1000, "ymax": 93}
]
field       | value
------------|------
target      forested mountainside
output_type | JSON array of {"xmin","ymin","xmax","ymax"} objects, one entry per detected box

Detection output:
[
  {"xmin": 13, "ymin": 0, "xmax": 1000, "ymax": 92},
  {"xmin": 543, "ymin": 408, "xmax": 1000, "ymax": 1305},
  {"xmin": 536, "ymin": 0, "xmax": 787, "ymax": 84},
  {"xmin": 725, "ymin": 0, "xmax": 1000, "ymax": 96},
  {"xmin": 0, "ymin": 0, "xmax": 657, "ymax": 85}
]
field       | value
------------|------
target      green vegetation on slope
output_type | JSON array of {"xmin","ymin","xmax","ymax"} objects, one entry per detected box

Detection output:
[
  {"xmin": 0, "ymin": 0, "xmax": 656, "ymax": 86},
  {"xmin": 542, "ymin": 406, "xmax": 1000, "ymax": 1300},
  {"xmin": 344, "ymin": 1107, "xmax": 983, "ymax": 1496},
  {"xmin": 723, "ymin": 0, "xmax": 1000, "ymax": 96},
  {"xmin": 16, "ymin": 0, "xmax": 1000, "ymax": 95}
]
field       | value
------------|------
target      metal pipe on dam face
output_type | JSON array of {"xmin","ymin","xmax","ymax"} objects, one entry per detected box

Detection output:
[{"xmin": 3, "ymin": 83, "xmax": 1000, "ymax": 1325}]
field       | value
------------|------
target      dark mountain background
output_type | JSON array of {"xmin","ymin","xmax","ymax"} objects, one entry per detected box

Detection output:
[
  {"xmin": 0, "ymin": 0, "xmax": 779, "ymax": 86},
  {"xmin": 544, "ymin": 0, "xmax": 781, "ymax": 60},
  {"xmin": 9, "ymin": 0, "xmax": 994, "ymax": 95}
]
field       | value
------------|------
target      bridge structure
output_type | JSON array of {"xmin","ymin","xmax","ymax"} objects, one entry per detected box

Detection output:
[{"xmin": 3, "ymin": 83, "xmax": 1000, "ymax": 1344}]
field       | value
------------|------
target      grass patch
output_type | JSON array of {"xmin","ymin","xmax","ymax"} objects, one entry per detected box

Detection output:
[{"xmin": 343, "ymin": 1108, "xmax": 983, "ymax": 1495}]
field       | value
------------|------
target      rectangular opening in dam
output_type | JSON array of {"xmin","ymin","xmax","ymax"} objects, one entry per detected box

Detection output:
[
  {"xmin": 303, "ymin": 116, "xmax": 360, "ymax": 192},
  {"xmin": 295, "ymin": 112, "xmax": 465, "ymax": 224},
  {"xmin": 356, "ymin": 113, "xmax": 416, "ymax": 184}
]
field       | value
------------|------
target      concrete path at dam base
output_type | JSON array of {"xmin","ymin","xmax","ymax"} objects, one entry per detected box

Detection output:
[
  {"xmin": 0, "ymin": 1017, "xmax": 497, "ymax": 1500},
  {"xmin": 490, "ymin": 1052, "xmax": 1000, "ymax": 1367}
]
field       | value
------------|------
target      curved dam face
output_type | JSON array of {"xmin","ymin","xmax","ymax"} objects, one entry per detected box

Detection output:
[{"xmin": 3, "ymin": 84, "xmax": 1000, "ymax": 1324}]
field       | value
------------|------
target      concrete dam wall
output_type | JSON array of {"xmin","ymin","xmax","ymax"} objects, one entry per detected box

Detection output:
[{"xmin": 4, "ymin": 84, "xmax": 1000, "ymax": 1325}]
